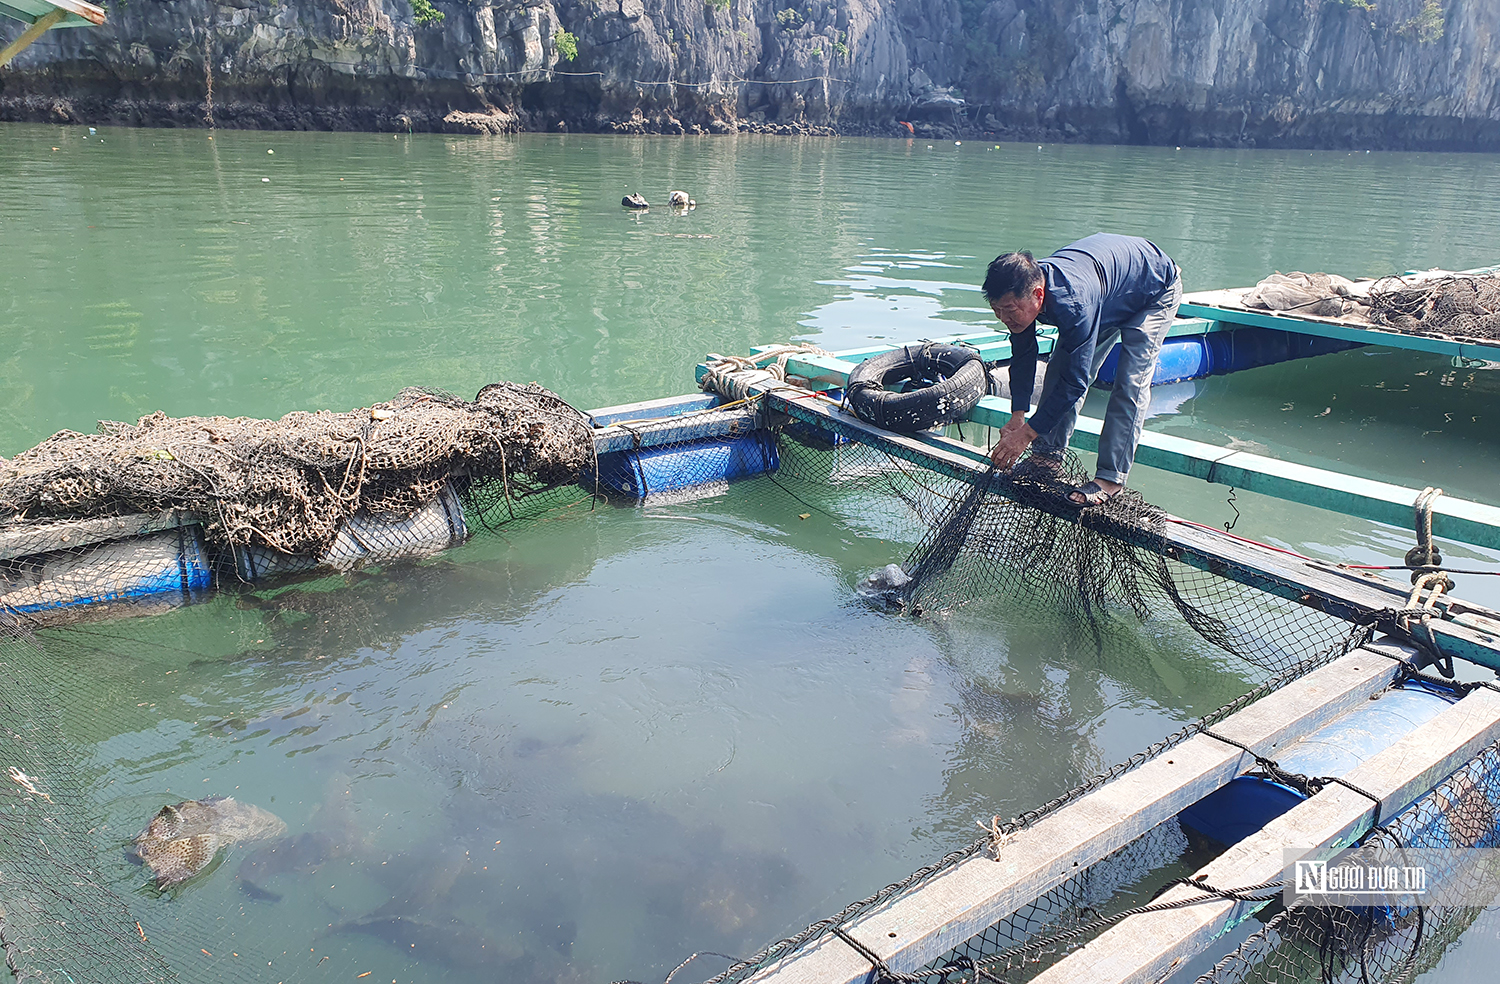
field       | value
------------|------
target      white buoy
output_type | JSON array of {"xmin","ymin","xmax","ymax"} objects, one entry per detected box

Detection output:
[
  {"xmin": 955, "ymin": 140, "xmax": 961, "ymax": 146},
  {"xmin": 261, "ymin": 177, "xmax": 270, "ymax": 183},
  {"xmin": 267, "ymin": 149, "xmax": 274, "ymax": 154}
]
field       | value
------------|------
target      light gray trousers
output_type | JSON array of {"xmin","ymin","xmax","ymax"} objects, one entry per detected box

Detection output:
[{"xmin": 1032, "ymin": 273, "xmax": 1183, "ymax": 485}]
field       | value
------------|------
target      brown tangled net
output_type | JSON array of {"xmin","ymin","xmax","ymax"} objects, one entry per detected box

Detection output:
[
  {"xmin": 0, "ymin": 383, "xmax": 594, "ymax": 556},
  {"xmin": 1367, "ymin": 274, "xmax": 1500, "ymax": 340}
]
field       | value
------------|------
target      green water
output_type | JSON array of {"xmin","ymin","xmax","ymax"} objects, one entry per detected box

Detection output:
[{"xmin": 5, "ymin": 124, "xmax": 1500, "ymax": 983}]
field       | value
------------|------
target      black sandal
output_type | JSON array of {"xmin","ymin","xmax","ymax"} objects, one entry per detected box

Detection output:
[{"xmin": 1068, "ymin": 480, "xmax": 1123, "ymax": 507}]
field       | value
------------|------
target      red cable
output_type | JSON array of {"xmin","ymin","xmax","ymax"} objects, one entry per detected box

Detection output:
[{"xmin": 1165, "ymin": 518, "xmax": 1317, "ymax": 562}]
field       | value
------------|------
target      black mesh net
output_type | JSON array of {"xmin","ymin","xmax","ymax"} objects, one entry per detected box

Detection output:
[
  {"xmin": 0, "ymin": 393, "xmax": 1495, "ymax": 984},
  {"xmin": 0, "ymin": 610, "xmax": 178, "ymax": 983},
  {"xmin": 1366, "ymin": 275, "xmax": 1500, "ymax": 342},
  {"xmin": 1198, "ymin": 740, "xmax": 1500, "ymax": 984}
]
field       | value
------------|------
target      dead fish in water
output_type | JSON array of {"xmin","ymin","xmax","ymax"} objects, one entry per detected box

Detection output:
[
  {"xmin": 326, "ymin": 910, "xmax": 520, "ymax": 970},
  {"xmin": 129, "ymin": 796, "xmax": 286, "ymax": 889},
  {"xmin": 856, "ymin": 563, "xmax": 912, "ymax": 605},
  {"xmin": 237, "ymin": 829, "xmax": 350, "ymax": 901}
]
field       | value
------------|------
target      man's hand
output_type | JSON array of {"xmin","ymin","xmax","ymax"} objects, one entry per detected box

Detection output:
[
  {"xmin": 989, "ymin": 419, "xmax": 1038, "ymax": 470},
  {"xmin": 1001, "ymin": 412, "xmax": 1028, "ymax": 433}
]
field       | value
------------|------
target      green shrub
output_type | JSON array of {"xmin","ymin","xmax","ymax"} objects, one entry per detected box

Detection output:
[
  {"xmin": 411, "ymin": 0, "xmax": 444, "ymax": 26},
  {"xmin": 1397, "ymin": 0, "xmax": 1445, "ymax": 43},
  {"xmin": 706, "ymin": 0, "xmax": 731, "ymax": 11},
  {"xmin": 775, "ymin": 8, "xmax": 802, "ymax": 29},
  {"xmin": 555, "ymin": 28, "xmax": 579, "ymax": 62}
]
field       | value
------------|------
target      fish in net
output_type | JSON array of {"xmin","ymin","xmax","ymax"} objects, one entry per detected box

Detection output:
[{"xmin": 859, "ymin": 448, "xmax": 1330, "ymax": 675}]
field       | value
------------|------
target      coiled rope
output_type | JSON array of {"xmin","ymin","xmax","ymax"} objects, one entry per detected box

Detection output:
[{"xmin": 698, "ymin": 344, "xmax": 832, "ymax": 403}]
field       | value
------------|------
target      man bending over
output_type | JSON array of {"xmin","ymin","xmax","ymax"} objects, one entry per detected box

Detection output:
[{"xmin": 983, "ymin": 234, "xmax": 1182, "ymax": 506}]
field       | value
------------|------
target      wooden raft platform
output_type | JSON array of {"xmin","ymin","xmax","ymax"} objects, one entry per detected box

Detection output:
[
  {"xmin": 1178, "ymin": 264, "xmax": 1500, "ymax": 362},
  {"xmin": 740, "ymin": 645, "xmax": 1418, "ymax": 984}
]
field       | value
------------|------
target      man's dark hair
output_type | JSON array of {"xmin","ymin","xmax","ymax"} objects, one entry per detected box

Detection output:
[{"xmin": 982, "ymin": 251, "xmax": 1043, "ymax": 301}]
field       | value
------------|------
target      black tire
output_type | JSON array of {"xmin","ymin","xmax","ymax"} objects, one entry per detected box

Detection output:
[{"xmin": 845, "ymin": 342, "xmax": 987, "ymax": 433}]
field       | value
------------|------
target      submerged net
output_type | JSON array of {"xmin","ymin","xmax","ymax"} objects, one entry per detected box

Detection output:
[
  {"xmin": 1367, "ymin": 275, "xmax": 1500, "ymax": 341},
  {"xmin": 780, "ymin": 437, "xmax": 1355, "ymax": 677},
  {"xmin": 0, "ymin": 611, "xmax": 177, "ymax": 983},
  {"xmin": 0, "ymin": 391, "xmax": 1495, "ymax": 984},
  {"xmin": 0, "ymin": 383, "xmax": 593, "ymax": 556}
]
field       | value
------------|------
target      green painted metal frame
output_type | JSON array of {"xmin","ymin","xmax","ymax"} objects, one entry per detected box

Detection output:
[
  {"xmin": 750, "ymin": 386, "xmax": 1500, "ymax": 670},
  {"xmin": 1175, "ymin": 301, "xmax": 1500, "ymax": 361},
  {"xmin": 760, "ymin": 316, "xmax": 1228, "ymax": 386},
  {"xmin": 0, "ymin": 0, "xmax": 103, "ymax": 28},
  {"xmin": 731, "ymin": 348, "xmax": 1500, "ymax": 554}
]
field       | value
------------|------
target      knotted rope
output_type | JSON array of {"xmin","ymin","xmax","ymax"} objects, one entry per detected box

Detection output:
[{"xmin": 699, "ymin": 344, "xmax": 832, "ymax": 403}]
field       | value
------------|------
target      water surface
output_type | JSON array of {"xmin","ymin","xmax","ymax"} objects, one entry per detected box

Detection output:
[{"xmin": 5, "ymin": 125, "xmax": 1500, "ymax": 982}]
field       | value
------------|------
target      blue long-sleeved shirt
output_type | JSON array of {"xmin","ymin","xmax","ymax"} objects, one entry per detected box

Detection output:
[{"xmin": 1007, "ymin": 234, "xmax": 1179, "ymax": 436}]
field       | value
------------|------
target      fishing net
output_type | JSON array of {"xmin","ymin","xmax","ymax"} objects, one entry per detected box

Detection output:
[
  {"xmin": 0, "ymin": 383, "xmax": 594, "ymax": 556},
  {"xmin": 775, "ymin": 434, "xmax": 1354, "ymax": 676},
  {"xmin": 0, "ymin": 388, "xmax": 1496, "ymax": 984},
  {"xmin": 1198, "ymin": 738, "xmax": 1500, "ymax": 984},
  {"xmin": 1366, "ymin": 275, "xmax": 1500, "ymax": 341},
  {"xmin": 0, "ymin": 610, "xmax": 177, "ymax": 984}
]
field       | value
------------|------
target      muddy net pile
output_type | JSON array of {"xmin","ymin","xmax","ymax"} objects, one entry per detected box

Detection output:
[
  {"xmin": 1366, "ymin": 275, "xmax": 1500, "ymax": 341},
  {"xmin": 0, "ymin": 382, "xmax": 593, "ymax": 557}
]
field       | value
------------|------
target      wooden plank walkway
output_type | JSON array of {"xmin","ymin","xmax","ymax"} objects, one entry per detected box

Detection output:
[
  {"xmin": 0, "ymin": 509, "xmax": 202, "ymax": 563},
  {"xmin": 745, "ymin": 647, "xmax": 1410, "ymax": 984},
  {"xmin": 1178, "ymin": 263, "xmax": 1500, "ymax": 361},
  {"xmin": 1031, "ymin": 684, "xmax": 1500, "ymax": 984}
]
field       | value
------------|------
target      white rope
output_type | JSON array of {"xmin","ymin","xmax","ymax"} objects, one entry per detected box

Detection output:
[{"xmin": 698, "ymin": 345, "xmax": 832, "ymax": 403}]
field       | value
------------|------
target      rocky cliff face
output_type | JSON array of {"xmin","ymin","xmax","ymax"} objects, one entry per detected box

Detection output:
[{"xmin": 2, "ymin": 0, "xmax": 1496, "ymax": 148}]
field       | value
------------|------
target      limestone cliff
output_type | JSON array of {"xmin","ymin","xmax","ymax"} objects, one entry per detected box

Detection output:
[{"xmin": 2, "ymin": 0, "xmax": 1496, "ymax": 148}]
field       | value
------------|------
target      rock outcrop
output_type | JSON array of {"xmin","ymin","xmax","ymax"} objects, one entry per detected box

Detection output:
[{"xmin": 2, "ymin": 0, "xmax": 1496, "ymax": 148}]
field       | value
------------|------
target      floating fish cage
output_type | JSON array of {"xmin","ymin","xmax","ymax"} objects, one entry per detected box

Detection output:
[{"xmin": 4, "ymin": 303, "xmax": 1500, "ymax": 984}]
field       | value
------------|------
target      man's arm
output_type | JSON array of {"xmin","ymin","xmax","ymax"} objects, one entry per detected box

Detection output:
[
  {"xmin": 1025, "ymin": 300, "xmax": 1097, "ymax": 437},
  {"xmin": 1007, "ymin": 326, "xmax": 1039, "ymax": 418}
]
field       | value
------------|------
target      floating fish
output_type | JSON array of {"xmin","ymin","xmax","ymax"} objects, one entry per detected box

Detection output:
[
  {"xmin": 327, "ymin": 910, "xmax": 520, "ymax": 970},
  {"xmin": 856, "ymin": 563, "xmax": 912, "ymax": 605},
  {"xmin": 129, "ymin": 796, "xmax": 286, "ymax": 888}
]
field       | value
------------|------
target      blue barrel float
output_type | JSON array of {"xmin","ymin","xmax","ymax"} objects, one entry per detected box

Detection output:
[
  {"xmin": 590, "ymin": 431, "xmax": 780, "ymax": 499},
  {"xmin": 1179, "ymin": 682, "xmax": 1467, "ymax": 847},
  {"xmin": 1096, "ymin": 326, "xmax": 1364, "ymax": 388},
  {"xmin": 0, "ymin": 526, "xmax": 212, "ymax": 617}
]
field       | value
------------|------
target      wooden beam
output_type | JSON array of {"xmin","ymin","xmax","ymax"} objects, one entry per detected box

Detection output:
[
  {"xmin": 743, "ymin": 337, "xmax": 1500, "ymax": 555},
  {"xmin": 745, "ymin": 649, "xmax": 1407, "ymax": 984},
  {"xmin": 753, "ymin": 388, "xmax": 1500, "ymax": 670},
  {"xmin": 590, "ymin": 403, "xmax": 762, "ymax": 454},
  {"xmin": 0, "ymin": 7, "xmax": 65, "ymax": 67},
  {"xmin": 46, "ymin": 0, "xmax": 105, "ymax": 25},
  {"xmin": 586, "ymin": 392, "xmax": 722, "ymax": 427},
  {"xmin": 1030, "ymin": 685, "xmax": 1500, "ymax": 984},
  {"xmin": 1177, "ymin": 299, "xmax": 1500, "ymax": 361},
  {"xmin": 0, "ymin": 509, "xmax": 202, "ymax": 562}
]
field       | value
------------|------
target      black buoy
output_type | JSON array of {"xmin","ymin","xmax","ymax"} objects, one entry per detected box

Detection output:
[{"xmin": 622, "ymin": 193, "xmax": 649, "ymax": 209}]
